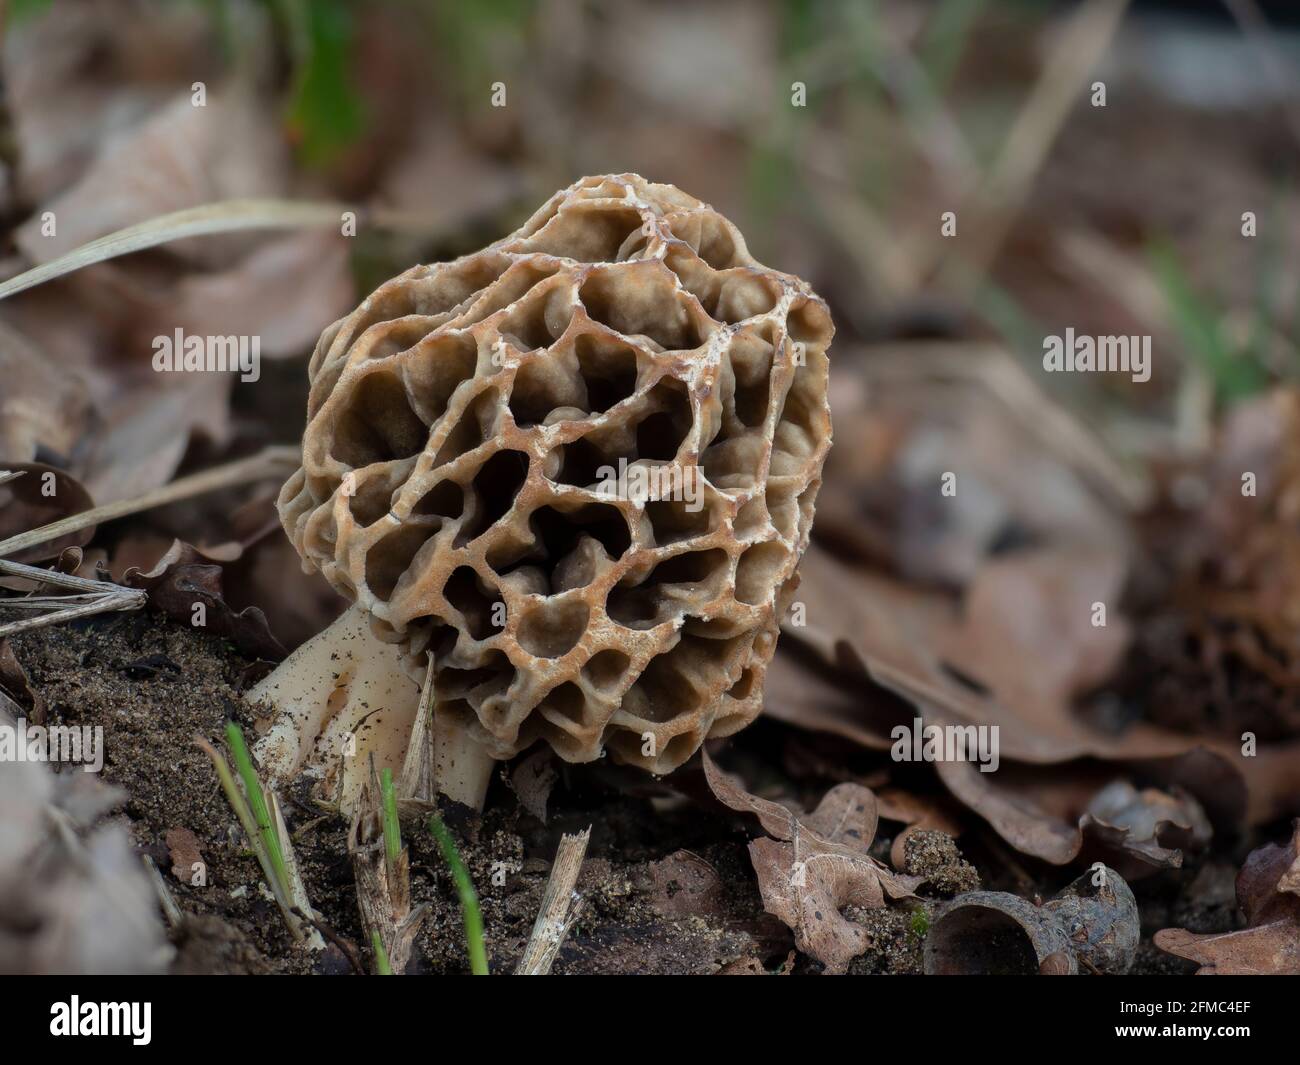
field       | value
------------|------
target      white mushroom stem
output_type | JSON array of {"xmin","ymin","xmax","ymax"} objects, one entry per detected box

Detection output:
[
  {"xmin": 250, "ymin": 605, "xmax": 419, "ymax": 815},
  {"xmin": 249, "ymin": 605, "xmax": 498, "ymax": 815},
  {"xmin": 399, "ymin": 657, "xmax": 495, "ymax": 810},
  {"xmin": 431, "ymin": 706, "xmax": 497, "ymax": 811}
]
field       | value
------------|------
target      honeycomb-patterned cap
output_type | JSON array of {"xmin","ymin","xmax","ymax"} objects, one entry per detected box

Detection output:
[{"xmin": 279, "ymin": 174, "xmax": 833, "ymax": 774}]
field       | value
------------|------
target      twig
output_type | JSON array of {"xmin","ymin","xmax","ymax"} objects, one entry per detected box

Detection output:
[
  {"xmin": 515, "ymin": 826, "xmax": 591, "ymax": 976},
  {"xmin": 398, "ymin": 654, "xmax": 436, "ymax": 803},
  {"xmin": 293, "ymin": 909, "xmax": 365, "ymax": 975},
  {"xmin": 0, "ymin": 558, "xmax": 146, "ymax": 638},
  {"xmin": 0, "ymin": 446, "xmax": 299, "ymax": 560},
  {"xmin": 350, "ymin": 757, "xmax": 429, "ymax": 975},
  {"xmin": 141, "ymin": 855, "xmax": 184, "ymax": 929},
  {"xmin": 0, "ymin": 597, "xmax": 143, "ymax": 638},
  {"xmin": 0, "ymin": 559, "xmax": 126, "ymax": 594}
]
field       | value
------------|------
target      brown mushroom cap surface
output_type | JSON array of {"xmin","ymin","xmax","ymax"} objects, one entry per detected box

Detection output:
[{"xmin": 279, "ymin": 174, "xmax": 833, "ymax": 774}]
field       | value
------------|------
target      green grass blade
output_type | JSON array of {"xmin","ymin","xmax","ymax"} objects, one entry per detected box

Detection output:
[
  {"xmin": 195, "ymin": 736, "xmax": 263, "ymax": 866},
  {"xmin": 225, "ymin": 720, "xmax": 291, "ymax": 901},
  {"xmin": 371, "ymin": 930, "xmax": 393, "ymax": 976},
  {"xmin": 380, "ymin": 767, "xmax": 401, "ymax": 867},
  {"xmin": 278, "ymin": 0, "xmax": 365, "ymax": 166},
  {"xmin": 920, "ymin": 0, "xmax": 987, "ymax": 91},
  {"xmin": 194, "ymin": 735, "xmax": 301, "ymax": 940},
  {"xmin": 428, "ymin": 813, "xmax": 489, "ymax": 975},
  {"xmin": 1149, "ymin": 238, "xmax": 1267, "ymax": 401}
]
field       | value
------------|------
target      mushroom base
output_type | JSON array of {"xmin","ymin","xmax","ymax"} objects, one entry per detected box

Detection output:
[{"xmin": 249, "ymin": 605, "xmax": 498, "ymax": 814}]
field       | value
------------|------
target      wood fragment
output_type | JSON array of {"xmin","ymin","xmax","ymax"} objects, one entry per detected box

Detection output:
[
  {"xmin": 398, "ymin": 655, "xmax": 436, "ymax": 804},
  {"xmin": 515, "ymin": 827, "xmax": 591, "ymax": 976},
  {"xmin": 349, "ymin": 758, "xmax": 429, "ymax": 975},
  {"xmin": 141, "ymin": 855, "xmax": 184, "ymax": 929},
  {"xmin": 0, "ymin": 558, "xmax": 147, "ymax": 637}
]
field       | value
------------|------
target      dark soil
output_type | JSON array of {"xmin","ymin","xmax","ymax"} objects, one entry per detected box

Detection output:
[
  {"xmin": 7, "ymin": 608, "xmax": 1245, "ymax": 975},
  {"xmin": 8, "ymin": 609, "xmax": 788, "ymax": 974}
]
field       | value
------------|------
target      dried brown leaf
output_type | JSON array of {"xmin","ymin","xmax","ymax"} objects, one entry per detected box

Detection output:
[
  {"xmin": 79, "ymin": 375, "xmax": 231, "ymax": 505},
  {"xmin": 748, "ymin": 835, "xmax": 918, "ymax": 975},
  {"xmin": 510, "ymin": 747, "xmax": 557, "ymax": 824},
  {"xmin": 773, "ymin": 544, "xmax": 1296, "ymax": 860},
  {"xmin": 704, "ymin": 750, "xmax": 919, "ymax": 972},
  {"xmin": 1080, "ymin": 779, "xmax": 1211, "ymax": 874},
  {"xmin": 16, "ymin": 90, "xmax": 287, "ymax": 267},
  {"xmin": 1156, "ymin": 823, "xmax": 1300, "ymax": 974},
  {"xmin": 0, "ymin": 463, "xmax": 95, "ymax": 563},
  {"xmin": 122, "ymin": 540, "xmax": 285, "ymax": 660},
  {"xmin": 1153, "ymin": 922, "xmax": 1300, "ymax": 976},
  {"xmin": 0, "ymin": 319, "xmax": 92, "ymax": 463},
  {"xmin": 0, "ymin": 638, "xmax": 47, "ymax": 723},
  {"xmin": 648, "ymin": 850, "xmax": 725, "ymax": 919}
]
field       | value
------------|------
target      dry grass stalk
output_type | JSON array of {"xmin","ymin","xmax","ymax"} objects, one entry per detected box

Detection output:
[{"xmin": 515, "ymin": 827, "xmax": 591, "ymax": 976}]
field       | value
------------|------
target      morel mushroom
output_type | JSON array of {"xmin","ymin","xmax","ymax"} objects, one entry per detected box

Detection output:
[{"xmin": 252, "ymin": 174, "xmax": 833, "ymax": 812}]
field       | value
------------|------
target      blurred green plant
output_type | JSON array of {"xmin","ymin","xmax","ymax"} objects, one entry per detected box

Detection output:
[
  {"xmin": 975, "ymin": 278, "xmax": 1044, "ymax": 358},
  {"xmin": 6, "ymin": 0, "xmax": 53, "ymax": 25},
  {"xmin": 9, "ymin": 0, "xmax": 370, "ymax": 168},
  {"xmin": 1241, "ymin": 182, "xmax": 1297, "ymax": 383},
  {"xmin": 919, "ymin": 0, "xmax": 987, "ymax": 92},
  {"xmin": 274, "ymin": 0, "xmax": 365, "ymax": 167},
  {"xmin": 429, "ymin": 0, "xmax": 533, "ymax": 109},
  {"xmin": 1149, "ymin": 237, "xmax": 1268, "ymax": 402}
]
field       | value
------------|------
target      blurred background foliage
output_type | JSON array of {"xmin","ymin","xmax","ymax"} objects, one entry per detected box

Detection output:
[{"xmin": 3, "ymin": 0, "xmax": 1300, "ymax": 459}]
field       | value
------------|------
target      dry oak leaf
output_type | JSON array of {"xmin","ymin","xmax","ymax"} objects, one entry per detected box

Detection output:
[
  {"xmin": 648, "ymin": 850, "xmax": 726, "ymax": 919},
  {"xmin": 817, "ymin": 344, "xmax": 1134, "ymax": 589},
  {"xmin": 0, "ymin": 463, "xmax": 96, "ymax": 564},
  {"xmin": 14, "ymin": 86, "xmax": 352, "ymax": 366},
  {"xmin": 1155, "ymin": 821, "xmax": 1300, "ymax": 975},
  {"xmin": 716, "ymin": 951, "xmax": 796, "ymax": 976},
  {"xmin": 0, "ymin": 319, "xmax": 92, "ymax": 464},
  {"xmin": 509, "ymin": 747, "xmax": 558, "ymax": 823},
  {"xmin": 772, "ymin": 544, "xmax": 1300, "ymax": 859},
  {"xmin": 703, "ymin": 750, "xmax": 920, "ymax": 974},
  {"xmin": 935, "ymin": 757, "xmax": 1229, "ymax": 873},
  {"xmin": 78, "ymin": 374, "xmax": 232, "ymax": 506},
  {"xmin": 1079, "ymin": 779, "xmax": 1211, "ymax": 876},
  {"xmin": 0, "ymin": 638, "xmax": 47, "ymax": 724},
  {"xmin": 2, "ymin": 2, "xmax": 217, "ymax": 202},
  {"xmin": 122, "ymin": 540, "xmax": 285, "ymax": 660}
]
